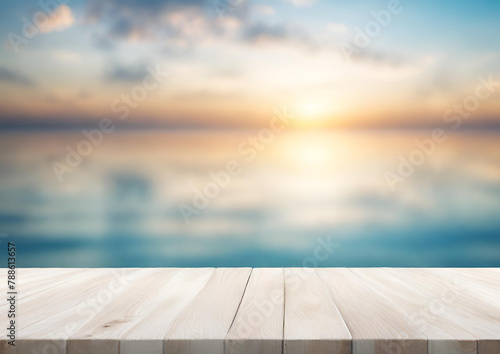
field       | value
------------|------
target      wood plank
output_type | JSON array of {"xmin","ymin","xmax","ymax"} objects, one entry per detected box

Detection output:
[
  {"xmin": 384, "ymin": 269, "xmax": 500, "ymax": 354},
  {"xmin": 478, "ymin": 340, "xmax": 500, "ymax": 354},
  {"xmin": 1, "ymin": 268, "xmax": 500, "ymax": 354},
  {"xmin": 384, "ymin": 269, "xmax": 500, "ymax": 337},
  {"xmin": 1, "ymin": 268, "xmax": 147, "ymax": 354},
  {"xmin": 225, "ymin": 268, "xmax": 284, "ymax": 354},
  {"xmin": 283, "ymin": 268, "xmax": 351, "ymax": 354},
  {"xmin": 68, "ymin": 267, "xmax": 189, "ymax": 354},
  {"xmin": 352, "ymin": 268, "xmax": 477, "ymax": 354},
  {"xmin": 317, "ymin": 268, "xmax": 427, "ymax": 354},
  {"xmin": 427, "ymin": 341, "xmax": 477, "ymax": 354},
  {"xmin": 17, "ymin": 269, "xmax": 144, "ymax": 330},
  {"xmin": 164, "ymin": 268, "xmax": 252, "ymax": 354},
  {"xmin": 0, "ymin": 269, "xmax": 84, "ymax": 353},
  {"xmin": 1, "ymin": 269, "xmax": 117, "ymax": 338},
  {"xmin": 0, "ymin": 268, "xmax": 100, "ymax": 310},
  {"xmin": 120, "ymin": 268, "xmax": 215, "ymax": 354},
  {"xmin": 426, "ymin": 268, "xmax": 500, "ymax": 303}
]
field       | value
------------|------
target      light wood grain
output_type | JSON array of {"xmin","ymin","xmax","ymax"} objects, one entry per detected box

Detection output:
[
  {"xmin": 225, "ymin": 268, "xmax": 284, "ymax": 354},
  {"xmin": 68, "ymin": 268, "xmax": 185, "ymax": 354},
  {"xmin": 284, "ymin": 268, "xmax": 351, "ymax": 354},
  {"xmin": 1, "ymin": 268, "xmax": 146, "ymax": 354},
  {"xmin": 384, "ymin": 268, "xmax": 500, "ymax": 354},
  {"xmin": 352, "ymin": 268, "xmax": 477, "ymax": 354},
  {"xmin": 385, "ymin": 269, "xmax": 500, "ymax": 337},
  {"xmin": 0, "ymin": 268, "xmax": 87, "ymax": 310},
  {"xmin": 1, "ymin": 268, "xmax": 500, "ymax": 354},
  {"xmin": 425, "ymin": 268, "xmax": 500, "ymax": 305},
  {"xmin": 317, "ymin": 268, "xmax": 427, "ymax": 354},
  {"xmin": 120, "ymin": 268, "xmax": 215, "ymax": 354},
  {"xmin": 164, "ymin": 268, "xmax": 252, "ymax": 354}
]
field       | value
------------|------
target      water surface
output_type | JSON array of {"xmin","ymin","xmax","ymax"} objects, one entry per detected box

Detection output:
[{"xmin": 0, "ymin": 131, "xmax": 499, "ymax": 267}]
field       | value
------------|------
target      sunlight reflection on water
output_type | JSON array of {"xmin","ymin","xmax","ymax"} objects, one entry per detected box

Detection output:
[{"xmin": 0, "ymin": 131, "xmax": 499, "ymax": 267}]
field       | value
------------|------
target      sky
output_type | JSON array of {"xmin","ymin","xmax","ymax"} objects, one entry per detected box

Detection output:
[{"xmin": 1, "ymin": 0, "xmax": 500, "ymax": 130}]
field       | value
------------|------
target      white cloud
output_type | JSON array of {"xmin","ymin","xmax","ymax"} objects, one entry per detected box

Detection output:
[
  {"xmin": 39, "ymin": 5, "xmax": 74, "ymax": 33},
  {"xmin": 285, "ymin": 0, "xmax": 317, "ymax": 7},
  {"xmin": 52, "ymin": 50, "xmax": 80, "ymax": 62},
  {"xmin": 254, "ymin": 5, "xmax": 275, "ymax": 15},
  {"xmin": 326, "ymin": 22, "xmax": 348, "ymax": 34}
]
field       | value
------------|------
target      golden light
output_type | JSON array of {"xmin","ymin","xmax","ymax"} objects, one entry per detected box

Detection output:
[
  {"xmin": 280, "ymin": 132, "xmax": 334, "ymax": 169},
  {"xmin": 298, "ymin": 101, "xmax": 325, "ymax": 119},
  {"xmin": 299, "ymin": 144, "xmax": 329, "ymax": 167},
  {"xmin": 294, "ymin": 98, "xmax": 335, "ymax": 126}
]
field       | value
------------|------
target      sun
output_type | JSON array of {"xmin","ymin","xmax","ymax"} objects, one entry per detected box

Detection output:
[
  {"xmin": 298, "ymin": 101, "xmax": 325, "ymax": 119},
  {"xmin": 295, "ymin": 98, "xmax": 335, "ymax": 125}
]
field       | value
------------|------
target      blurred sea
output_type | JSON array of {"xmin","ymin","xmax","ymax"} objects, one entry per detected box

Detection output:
[{"xmin": 0, "ymin": 130, "xmax": 499, "ymax": 267}]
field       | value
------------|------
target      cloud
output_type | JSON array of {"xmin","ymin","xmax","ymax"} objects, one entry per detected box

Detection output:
[
  {"xmin": 89, "ymin": 0, "xmax": 207, "ymax": 17},
  {"xmin": 285, "ymin": 0, "xmax": 317, "ymax": 7},
  {"xmin": 347, "ymin": 48, "xmax": 409, "ymax": 67},
  {"xmin": 92, "ymin": 33, "xmax": 115, "ymax": 50},
  {"xmin": 253, "ymin": 5, "xmax": 275, "ymax": 15},
  {"xmin": 326, "ymin": 23, "xmax": 347, "ymax": 34},
  {"xmin": 108, "ymin": 17, "xmax": 150, "ymax": 40},
  {"xmin": 38, "ymin": 5, "xmax": 74, "ymax": 33},
  {"xmin": 84, "ymin": 0, "xmax": 318, "ymax": 55},
  {"xmin": 243, "ymin": 23, "xmax": 289, "ymax": 42},
  {"xmin": 0, "ymin": 66, "xmax": 33, "ymax": 86},
  {"xmin": 104, "ymin": 63, "xmax": 148, "ymax": 83},
  {"xmin": 84, "ymin": 0, "xmax": 320, "ymax": 54},
  {"xmin": 86, "ymin": 0, "xmax": 247, "ymax": 45},
  {"xmin": 242, "ymin": 22, "xmax": 313, "ymax": 48},
  {"xmin": 51, "ymin": 50, "xmax": 79, "ymax": 62}
]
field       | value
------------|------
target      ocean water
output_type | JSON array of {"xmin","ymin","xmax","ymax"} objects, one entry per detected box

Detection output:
[{"xmin": 0, "ymin": 130, "xmax": 499, "ymax": 267}]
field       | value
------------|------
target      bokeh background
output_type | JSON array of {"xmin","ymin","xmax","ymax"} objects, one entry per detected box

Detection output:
[{"xmin": 0, "ymin": 0, "xmax": 499, "ymax": 267}]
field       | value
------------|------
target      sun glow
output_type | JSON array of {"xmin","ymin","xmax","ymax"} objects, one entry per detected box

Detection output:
[
  {"xmin": 299, "ymin": 101, "xmax": 325, "ymax": 119},
  {"xmin": 294, "ymin": 98, "xmax": 336, "ymax": 126},
  {"xmin": 279, "ymin": 133, "xmax": 335, "ymax": 169},
  {"xmin": 299, "ymin": 144, "xmax": 329, "ymax": 167}
]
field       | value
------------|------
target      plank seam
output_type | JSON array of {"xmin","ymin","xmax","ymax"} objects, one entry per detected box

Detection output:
[
  {"xmin": 226, "ymin": 268, "xmax": 253, "ymax": 333},
  {"xmin": 162, "ymin": 267, "xmax": 217, "ymax": 345},
  {"xmin": 224, "ymin": 267, "xmax": 253, "ymax": 354},
  {"xmin": 281, "ymin": 267, "xmax": 285, "ymax": 354},
  {"xmin": 314, "ymin": 268, "xmax": 353, "ymax": 341},
  {"xmin": 65, "ymin": 269, "xmax": 175, "ymax": 353},
  {"xmin": 347, "ymin": 268, "xmax": 430, "ymax": 339}
]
